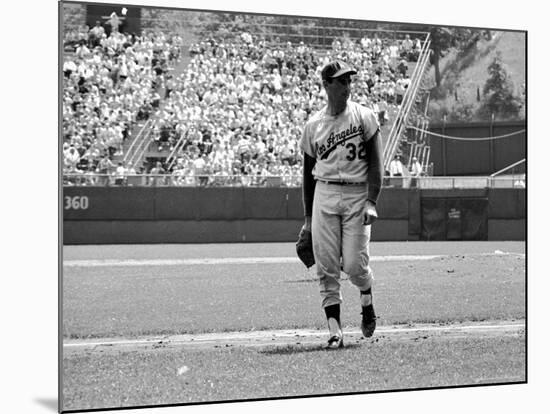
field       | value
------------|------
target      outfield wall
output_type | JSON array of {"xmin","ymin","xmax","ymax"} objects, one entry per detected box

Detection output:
[
  {"xmin": 428, "ymin": 121, "xmax": 526, "ymax": 176},
  {"xmin": 63, "ymin": 187, "xmax": 525, "ymax": 244}
]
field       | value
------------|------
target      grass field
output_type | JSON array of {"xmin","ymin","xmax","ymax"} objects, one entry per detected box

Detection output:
[{"xmin": 61, "ymin": 241, "xmax": 526, "ymax": 412}]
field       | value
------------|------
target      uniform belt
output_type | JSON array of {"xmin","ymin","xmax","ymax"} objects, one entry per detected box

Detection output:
[{"xmin": 317, "ymin": 179, "xmax": 366, "ymax": 186}]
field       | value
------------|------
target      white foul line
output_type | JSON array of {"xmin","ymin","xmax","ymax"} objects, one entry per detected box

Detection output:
[
  {"xmin": 62, "ymin": 252, "xmax": 524, "ymax": 268},
  {"xmin": 63, "ymin": 322, "xmax": 525, "ymax": 349}
]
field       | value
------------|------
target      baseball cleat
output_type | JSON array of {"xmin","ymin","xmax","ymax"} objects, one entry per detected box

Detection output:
[
  {"xmin": 325, "ymin": 316, "xmax": 344, "ymax": 349},
  {"xmin": 361, "ymin": 304, "xmax": 376, "ymax": 338},
  {"xmin": 325, "ymin": 334, "xmax": 344, "ymax": 349}
]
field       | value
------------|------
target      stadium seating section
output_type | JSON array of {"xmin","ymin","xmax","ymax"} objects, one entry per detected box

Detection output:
[{"xmin": 63, "ymin": 25, "xmax": 422, "ymax": 186}]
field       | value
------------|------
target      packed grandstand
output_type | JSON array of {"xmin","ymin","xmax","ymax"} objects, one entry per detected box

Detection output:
[{"xmin": 62, "ymin": 17, "xmax": 425, "ymax": 187}]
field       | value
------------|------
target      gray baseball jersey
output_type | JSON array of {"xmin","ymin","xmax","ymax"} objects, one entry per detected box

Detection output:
[{"xmin": 300, "ymin": 101, "xmax": 379, "ymax": 183}]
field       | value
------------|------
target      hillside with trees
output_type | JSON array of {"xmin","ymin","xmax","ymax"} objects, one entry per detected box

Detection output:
[{"xmin": 423, "ymin": 30, "xmax": 525, "ymax": 123}]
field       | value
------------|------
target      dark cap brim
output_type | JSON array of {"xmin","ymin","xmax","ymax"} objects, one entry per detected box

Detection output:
[{"xmin": 328, "ymin": 68, "xmax": 357, "ymax": 78}]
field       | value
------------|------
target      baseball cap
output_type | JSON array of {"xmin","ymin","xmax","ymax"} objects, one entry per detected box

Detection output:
[{"xmin": 321, "ymin": 60, "xmax": 357, "ymax": 80}]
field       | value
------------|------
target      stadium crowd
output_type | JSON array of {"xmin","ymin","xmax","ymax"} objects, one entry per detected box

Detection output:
[
  {"xmin": 62, "ymin": 22, "xmax": 183, "ymax": 178},
  {"xmin": 63, "ymin": 22, "xmax": 423, "ymax": 187}
]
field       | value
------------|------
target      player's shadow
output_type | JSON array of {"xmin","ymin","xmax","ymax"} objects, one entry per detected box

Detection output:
[
  {"xmin": 287, "ymin": 275, "xmax": 351, "ymax": 284},
  {"xmin": 258, "ymin": 342, "xmax": 362, "ymax": 354},
  {"xmin": 285, "ymin": 278, "xmax": 317, "ymax": 283}
]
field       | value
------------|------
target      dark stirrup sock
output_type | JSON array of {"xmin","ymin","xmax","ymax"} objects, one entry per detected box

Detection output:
[
  {"xmin": 324, "ymin": 303, "xmax": 341, "ymax": 325},
  {"xmin": 360, "ymin": 288, "xmax": 372, "ymax": 307}
]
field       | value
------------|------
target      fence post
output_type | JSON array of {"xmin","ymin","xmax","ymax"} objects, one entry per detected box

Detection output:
[
  {"xmin": 490, "ymin": 113, "xmax": 495, "ymax": 173},
  {"xmin": 442, "ymin": 115, "xmax": 447, "ymax": 176}
]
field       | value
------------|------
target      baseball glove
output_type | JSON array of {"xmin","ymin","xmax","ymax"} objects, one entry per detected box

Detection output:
[{"xmin": 296, "ymin": 227, "xmax": 315, "ymax": 268}]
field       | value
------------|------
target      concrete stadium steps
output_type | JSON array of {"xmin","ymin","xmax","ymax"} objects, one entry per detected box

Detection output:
[
  {"xmin": 113, "ymin": 52, "xmax": 192, "ymax": 167},
  {"xmin": 171, "ymin": 52, "xmax": 192, "ymax": 76},
  {"xmin": 112, "ymin": 121, "xmax": 149, "ymax": 165}
]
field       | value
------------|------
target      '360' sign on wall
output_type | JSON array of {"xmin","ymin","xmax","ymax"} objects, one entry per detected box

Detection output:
[{"xmin": 64, "ymin": 196, "xmax": 89, "ymax": 210}]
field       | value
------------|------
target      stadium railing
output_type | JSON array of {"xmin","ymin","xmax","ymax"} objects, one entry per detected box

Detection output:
[
  {"xmin": 62, "ymin": 174, "xmax": 525, "ymax": 189},
  {"xmin": 413, "ymin": 176, "xmax": 525, "ymax": 189},
  {"xmin": 490, "ymin": 159, "xmax": 526, "ymax": 178},
  {"xmin": 383, "ymin": 32, "xmax": 432, "ymax": 170},
  {"xmin": 62, "ymin": 174, "xmax": 296, "ymax": 187}
]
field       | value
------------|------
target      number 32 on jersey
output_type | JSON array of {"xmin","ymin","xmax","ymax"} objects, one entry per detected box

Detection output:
[{"xmin": 345, "ymin": 141, "xmax": 367, "ymax": 161}]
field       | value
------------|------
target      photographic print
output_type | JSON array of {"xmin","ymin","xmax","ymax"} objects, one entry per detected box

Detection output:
[{"xmin": 60, "ymin": 1, "xmax": 526, "ymax": 412}]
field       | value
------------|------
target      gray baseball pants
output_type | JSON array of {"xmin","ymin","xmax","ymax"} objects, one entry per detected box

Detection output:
[{"xmin": 312, "ymin": 181, "xmax": 374, "ymax": 308}]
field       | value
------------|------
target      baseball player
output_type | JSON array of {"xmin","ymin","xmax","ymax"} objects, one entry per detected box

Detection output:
[{"xmin": 300, "ymin": 60, "xmax": 383, "ymax": 349}]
